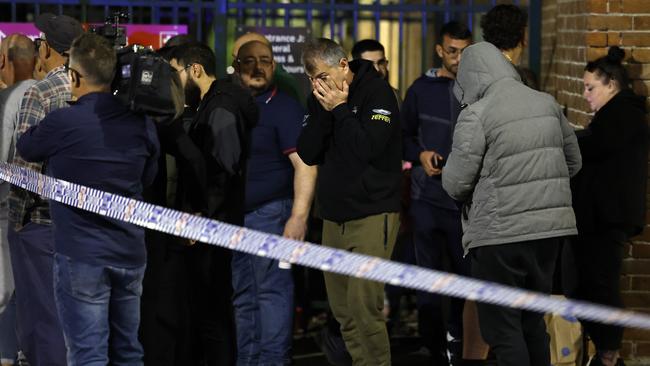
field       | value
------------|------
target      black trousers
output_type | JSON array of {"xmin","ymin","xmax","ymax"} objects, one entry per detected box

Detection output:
[
  {"xmin": 569, "ymin": 232, "xmax": 625, "ymax": 351},
  {"xmin": 410, "ymin": 200, "xmax": 468, "ymax": 359},
  {"xmin": 187, "ymin": 243, "xmax": 237, "ymax": 366},
  {"xmin": 471, "ymin": 238, "xmax": 561, "ymax": 366},
  {"xmin": 140, "ymin": 231, "xmax": 192, "ymax": 366}
]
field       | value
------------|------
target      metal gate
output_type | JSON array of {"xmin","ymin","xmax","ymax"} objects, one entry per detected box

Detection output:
[{"xmin": 0, "ymin": 0, "xmax": 541, "ymax": 92}]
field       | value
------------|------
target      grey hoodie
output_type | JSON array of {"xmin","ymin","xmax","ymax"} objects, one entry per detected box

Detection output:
[{"xmin": 441, "ymin": 42, "xmax": 582, "ymax": 253}]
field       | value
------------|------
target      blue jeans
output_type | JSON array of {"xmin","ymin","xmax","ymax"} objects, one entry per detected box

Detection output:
[
  {"xmin": 232, "ymin": 198, "xmax": 294, "ymax": 366},
  {"xmin": 8, "ymin": 223, "xmax": 66, "ymax": 366},
  {"xmin": 53, "ymin": 253, "xmax": 145, "ymax": 366}
]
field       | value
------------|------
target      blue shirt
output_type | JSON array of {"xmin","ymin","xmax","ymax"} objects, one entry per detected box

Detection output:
[
  {"xmin": 245, "ymin": 87, "xmax": 304, "ymax": 211},
  {"xmin": 17, "ymin": 92, "xmax": 159, "ymax": 267}
]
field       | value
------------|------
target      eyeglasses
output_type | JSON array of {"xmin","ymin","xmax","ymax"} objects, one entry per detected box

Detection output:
[
  {"xmin": 441, "ymin": 47, "xmax": 465, "ymax": 58},
  {"xmin": 34, "ymin": 38, "xmax": 45, "ymax": 51},
  {"xmin": 64, "ymin": 58, "xmax": 83, "ymax": 79},
  {"xmin": 176, "ymin": 63, "xmax": 194, "ymax": 74},
  {"xmin": 237, "ymin": 57, "xmax": 273, "ymax": 69}
]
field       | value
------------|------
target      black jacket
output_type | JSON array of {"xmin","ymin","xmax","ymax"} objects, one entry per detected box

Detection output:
[
  {"xmin": 571, "ymin": 89, "xmax": 648, "ymax": 236},
  {"xmin": 184, "ymin": 78, "xmax": 258, "ymax": 225},
  {"xmin": 297, "ymin": 60, "xmax": 401, "ymax": 222}
]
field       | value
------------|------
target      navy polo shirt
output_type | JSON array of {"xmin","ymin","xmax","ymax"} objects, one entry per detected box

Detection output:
[
  {"xmin": 245, "ymin": 87, "xmax": 305, "ymax": 212},
  {"xmin": 17, "ymin": 92, "xmax": 159, "ymax": 267}
]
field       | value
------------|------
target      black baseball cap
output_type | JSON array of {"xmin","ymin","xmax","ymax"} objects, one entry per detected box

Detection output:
[{"xmin": 35, "ymin": 13, "xmax": 84, "ymax": 55}]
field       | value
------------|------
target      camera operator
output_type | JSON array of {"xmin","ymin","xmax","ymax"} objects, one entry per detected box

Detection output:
[{"xmin": 16, "ymin": 33, "xmax": 159, "ymax": 365}]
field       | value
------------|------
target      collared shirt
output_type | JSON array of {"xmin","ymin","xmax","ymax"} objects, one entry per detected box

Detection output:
[
  {"xmin": 245, "ymin": 87, "xmax": 304, "ymax": 212},
  {"xmin": 8, "ymin": 66, "xmax": 70, "ymax": 229},
  {"xmin": 0, "ymin": 79, "xmax": 37, "ymax": 218},
  {"xmin": 16, "ymin": 92, "xmax": 159, "ymax": 267}
]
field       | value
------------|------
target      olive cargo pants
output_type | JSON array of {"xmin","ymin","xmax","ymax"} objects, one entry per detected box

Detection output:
[{"xmin": 322, "ymin": 212, "xmax": 399, "ymax": 366}]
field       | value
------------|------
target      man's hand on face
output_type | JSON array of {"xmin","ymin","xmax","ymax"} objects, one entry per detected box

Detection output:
[{"xmin": 312, "ymin": 77, "xmax": 348, "ymax": 112}]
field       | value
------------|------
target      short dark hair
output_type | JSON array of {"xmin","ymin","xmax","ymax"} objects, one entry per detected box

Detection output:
[
  {"xmin": 586, "ymin": 46, "xmax": 630, "ymax": 90},
  {"xmin": 481, "ymin": 4, "xmax": 528, "ymax": 51},
  {"xmin": 438, "ymin": 21, "xmax": 472, "ymax": 44},
  {"xmin": 164, "ymin": 34, "xmax": 194, "ymax": 48},
  {"xmin": 351, "ymin": 39, "xmax": 384, "ymax": 60},
  {"xmin": 69, "ymin": 33, "xmax": 116, "ymax": 86},
  {"xmin": 301, "ymin": 38, "xmax": 347, "ymax": 75},
  {"xmin": 171, "ymin": 42, "xmax": 217, "ymax": 77}
]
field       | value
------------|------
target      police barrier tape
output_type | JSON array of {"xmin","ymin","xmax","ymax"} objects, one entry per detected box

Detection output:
[{"xmin": 2, "ymin": 162, "xmax": 650, "ymax": 330}]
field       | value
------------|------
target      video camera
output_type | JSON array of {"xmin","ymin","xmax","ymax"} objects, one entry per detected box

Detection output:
[
  {"xmin": 90, "ymin": 11, "xmax": 128, "ymax": 49},
  {"xmin": 90, "ymin": 12, "xmax": 182, "ymax": 119}
]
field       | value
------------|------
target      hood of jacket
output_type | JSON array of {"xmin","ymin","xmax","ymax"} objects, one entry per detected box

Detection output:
[
  {"xmin": 453, "ymin": 42, "xmax": 521, "ymax": 105},
  {"xmin": 348, "ymin": 59, "xmax": 381, "ymax": 93},
  {"xmin": 210, "ymin": 77, "xmax": 259, "ymax": 130}
]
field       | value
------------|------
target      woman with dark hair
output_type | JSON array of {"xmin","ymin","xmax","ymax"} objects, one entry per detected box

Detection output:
[{"xmin": 571, "ymin": 46, "xmax": 648, "ymax": 366}]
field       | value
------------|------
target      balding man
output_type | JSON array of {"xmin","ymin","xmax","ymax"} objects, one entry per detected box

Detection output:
[
  {"xmin": 0, "ymin": 34, "xmax": 36, "ymax": 365},
  {"xmin": 232, "ymin": 40, "xmax": 316, "ymax": 365},
  {"xmin": 231, "ymin": 32, "xmax": 305, "ymax": 106}
]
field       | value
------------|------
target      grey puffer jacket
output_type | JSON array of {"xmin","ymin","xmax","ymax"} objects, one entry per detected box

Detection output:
[{"xmin": 442, "ymin": 42, "xmax": 582, "ymax": 253}]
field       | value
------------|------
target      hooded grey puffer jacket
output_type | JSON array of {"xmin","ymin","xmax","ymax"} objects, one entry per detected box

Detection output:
[{"xmin": 442, "ymin": 42, "xmax": 582, "ymax": 253}]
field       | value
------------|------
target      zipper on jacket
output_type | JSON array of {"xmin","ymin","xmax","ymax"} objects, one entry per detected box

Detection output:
[
  {"xmin": 384, "ymin": 215, "xmax": 388, "ymax": 250},
  {"xmin": 341, "ymin": 223, "xmax": 345, "ymax": 235}
]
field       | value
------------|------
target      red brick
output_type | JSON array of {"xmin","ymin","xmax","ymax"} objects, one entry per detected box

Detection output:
[
  {"xmin": 609, "ymin": 31, "xmax": 622, "ymax": 46},
  {"xmin": 608, "ymin": 15, "xmax": 634, "ymax": 30},
  {"xmin": 622, "ymin": 276, "xmax": 632, "ymax": 291},
  {"xmin": 623, "ymin": 33, "xmax": 650, "ymax": 47},
  {"xmin": 632, "ymin": 48, "xmax": 650, "ymax": 62},
  {"xmin": 633, "ymin": 80, "xmax": 650, "ymax": 97},
  {"xmin": 587, "ymin": 46, "xmax": 609, "ymax": 60},
  {"xmin": 625, "ymin": 327, "xmax": 650, "ymax": 341},
  {"xmin": 636, "ymin": 341, "xmax": 650, "ymax": 357},
  {"xmin": 628, "ymin": 64, "xmax": 650, "ymax": 79},
  {"xmin": 635, "ymin": 15, "xmax": 650, "ymax": 29},
  {"xmin": 586, "ymin": 32, "xmax": 608, "ymax": 46},
  {"xmin": 586, "ymin": 15, "xmax": 634, "ymax": 31},
  {"xmin": 623, "ymin": 0, "xmax": 650, "ymax": 13},
  {"xmin": 619, "ymin": 341, "xmax": 633, "ymax": 358},
  {"xmin": 622, "ymin": 258, "xmax": 650, "ymax": 274},
  {"xmin": 586, "ymin": 0, "xmax": 608, "ymax": 13},
  {"xmin": 631, "ymin": 276, "xmax": 650, "ymax": 291},
  {"xmin": 633, "ymin": 243, "xmax": 650, "ymax": 258}
]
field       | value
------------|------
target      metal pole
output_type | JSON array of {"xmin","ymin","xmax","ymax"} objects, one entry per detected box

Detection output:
[
  {"xmin": 214, "ymin": 0, "xmax": 228, "ymax": 78},
  {"xmin": 353, "ymin": 0, "xmax": 358, "ymax": 42},
  {"xmin": 374, "ymin": 0, "xmax": 380, "ymax": 40},
  {"xmin": 421, "ymin": 0, "xmax": 427, "ymax": 76},
  {"xmin": 329, "ymin": 0, "xmax": 336, "ymax": 41},
  {"xmin": 528, "ymin": 0, "xmax": 542, "ymax": 77}
]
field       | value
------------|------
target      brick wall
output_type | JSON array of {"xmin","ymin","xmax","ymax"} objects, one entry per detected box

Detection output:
[{"xmin": 541, "ymin": 0, "xmax": 650, "ymax": 362}]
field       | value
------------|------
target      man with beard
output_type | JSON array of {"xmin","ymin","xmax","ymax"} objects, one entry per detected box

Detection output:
[
  {"xmin": 231, "ymin": 40, "xmax": 316, "ymax": 366},
  {"xmin": 138, "ymin": 42, "xmax": 202, "ymax": 366},
  {"xmin": 401, "ymin": 21, "xmax": 475, "ymax": 365},
  {"xmin": 170, "ymin": 43, "xmax": 258, "ymax": 366}
]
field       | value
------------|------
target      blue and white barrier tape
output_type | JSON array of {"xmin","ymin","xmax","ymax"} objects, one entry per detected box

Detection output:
[{"xmin": 2, "ymin": 162, "xmax": 650, "ymax": 330}]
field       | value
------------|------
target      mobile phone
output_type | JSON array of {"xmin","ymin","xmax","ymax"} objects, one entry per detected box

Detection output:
[{"xmin": 431, "ymin": 155, "xmax": 444, "ymax": 169}]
